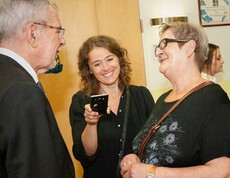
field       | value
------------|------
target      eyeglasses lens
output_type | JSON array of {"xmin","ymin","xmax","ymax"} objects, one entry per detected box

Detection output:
[
  {"xmin": 160, "ymin": 39, "xmax": 167, "ymax": 50},
  {"xmin": 155, "ymin": 39, "xmax": 166, "ymax": 57}
]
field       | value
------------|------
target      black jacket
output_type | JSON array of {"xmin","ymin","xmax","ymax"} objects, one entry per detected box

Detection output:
[{"xmin": 0, "ymin": 54, "xmax": 75, "ymax": 178}]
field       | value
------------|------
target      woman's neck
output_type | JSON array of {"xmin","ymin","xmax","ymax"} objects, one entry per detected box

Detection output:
[
  {"xmin": 165, "ymin": 76, "xmax": 206, "ymax": 102},
  {"xmin": 99, "ymin": 85, "xmax": 121, "ymax": 97}
]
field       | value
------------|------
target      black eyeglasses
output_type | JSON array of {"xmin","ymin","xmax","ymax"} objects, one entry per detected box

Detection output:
[
  {"xmin": 34, "ymin": 22, "xmax": 65, "ymax": 36},
  {"xmin": 154, "ymin": 38, "xmax": 189, "ymax": 57}
]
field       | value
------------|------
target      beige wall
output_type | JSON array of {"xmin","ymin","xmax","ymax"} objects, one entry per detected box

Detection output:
[{"xmin": 39, "ymin": 1, "xmax": 146, "ymax": 177}]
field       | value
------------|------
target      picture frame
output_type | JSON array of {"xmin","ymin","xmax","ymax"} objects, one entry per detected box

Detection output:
[{"xmin": 198, "ymin": 0, "xmax": 230, "ymax": 27}]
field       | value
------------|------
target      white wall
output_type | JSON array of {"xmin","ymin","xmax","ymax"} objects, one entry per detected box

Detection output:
[{"xmin": 139, "ymin": 0, "xmax": 230, "ymax": 98}]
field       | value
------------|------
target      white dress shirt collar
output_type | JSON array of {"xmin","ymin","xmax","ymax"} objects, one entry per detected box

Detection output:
[
  {"xmin": 0, "ymin": 47, "xmax": 38, "ymax": 83},
  {"xmin": 201, "ymin": 72, "xmax": 217, "ymax": 83}
]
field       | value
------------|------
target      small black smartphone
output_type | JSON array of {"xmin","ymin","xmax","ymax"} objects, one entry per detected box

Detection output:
[{"xmin": 90, "ymin": 94, "xmax": 108, "ymax": 114}]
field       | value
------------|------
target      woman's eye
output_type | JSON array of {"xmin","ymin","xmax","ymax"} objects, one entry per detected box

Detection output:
[
  {"xmin": 94, "ymin": 62, "xmax": 101, "ymax": 67},
  {"xmin": 107, "ymin": 58, "xmax": 113, "ymax": 62}
]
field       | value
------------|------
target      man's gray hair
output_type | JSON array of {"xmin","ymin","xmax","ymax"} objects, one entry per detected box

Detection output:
[{"xmin": 0, "ymin": 0, "xmax": 58, "ymax": 41}]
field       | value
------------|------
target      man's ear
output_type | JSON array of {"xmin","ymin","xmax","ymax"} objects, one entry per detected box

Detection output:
[
  {"xmin": 26, "ymin": 23, "xmax": 38, "ymax": 47},
  {"xmin": 185, "ymin": 40, "xmax": 196, "ymax": 57}
]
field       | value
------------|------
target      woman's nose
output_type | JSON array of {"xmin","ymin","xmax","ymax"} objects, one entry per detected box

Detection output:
[
  {"xmin": 155, "ymin": 47, "xmax": 164, "ymax": 57},
  {"xmin": 221, "ymin": 59, "xmax": 224, "ymax": 64},
  {"xmin": 155, "ymin": 49, "xmax": 163, "ymax": 58},
  {"xmin": 102, "ymin": 61, "xmax": 109, "ymax": 70}
]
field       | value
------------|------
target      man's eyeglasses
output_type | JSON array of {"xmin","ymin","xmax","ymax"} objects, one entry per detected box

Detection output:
[
  {"xmin": 154, "ymin": 38, "xmax": 189, "ymax": 57},
  {"xmin": 34, "ymin": 22, "xmax": 65, "ymax": 36}
]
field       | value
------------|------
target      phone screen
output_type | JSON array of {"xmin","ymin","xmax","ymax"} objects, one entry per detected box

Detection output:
[{"xmin": 90, "ymin": 94, "xmax": 108, "ymax": 114}]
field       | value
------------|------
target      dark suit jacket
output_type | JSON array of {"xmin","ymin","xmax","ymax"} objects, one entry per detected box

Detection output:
[{"xmin": 0, "ymin": 54, "xmax": 75, "ymax": 178}]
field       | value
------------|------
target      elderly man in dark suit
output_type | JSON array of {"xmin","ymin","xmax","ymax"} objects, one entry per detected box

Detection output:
[{"xmin": 0, "ymin": 0, "xmax": 75, "ymax": 178}]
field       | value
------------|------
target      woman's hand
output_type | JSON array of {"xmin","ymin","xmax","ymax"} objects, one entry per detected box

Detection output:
[
  {"xmin": 84, "ymin": 104, "xmax": 100, "ymax": 125},
  {"xmin": 121, "ymin": 160, "xmax": 153, "ymax": 178},
  {"xmin": 84, "ymin": 104, "xmax": 110, "ymax": 125},
  {"xmin": 120, "ymin": 154, "xmax": 141, "ymax": 177},
  {"xmin": 120, "ymin": 154, "xmax": 140, "ymax": 167}
]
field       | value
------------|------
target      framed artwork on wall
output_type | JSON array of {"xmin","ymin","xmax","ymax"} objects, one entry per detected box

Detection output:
[{"xmin": 198, "ymin": 0, "xmax": 230, "ymax": 26}]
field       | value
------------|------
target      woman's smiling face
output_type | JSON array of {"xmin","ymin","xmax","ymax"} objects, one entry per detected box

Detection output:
[
  {"xmin": 156, "ymin": 29, "xmax": 188, "ymax": 78},
  {"xmin": 88, "ymin": 46, "xmax": 120, "ymax": 87}
]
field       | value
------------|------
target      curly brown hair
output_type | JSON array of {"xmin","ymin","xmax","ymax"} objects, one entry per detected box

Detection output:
[{"xmin": 77, "ymin": 35, "xmax": 132, "ymax": 97}]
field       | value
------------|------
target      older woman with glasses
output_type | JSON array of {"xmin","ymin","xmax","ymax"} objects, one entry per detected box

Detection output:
[{"xmin": 120, "ymin": 22, "xmax": 230, "ymax": 178}]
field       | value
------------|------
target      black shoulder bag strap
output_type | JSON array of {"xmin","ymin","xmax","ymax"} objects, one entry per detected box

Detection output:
[{"xmin": 116, "ymin": 89, "xmax": 130, "ymax": 178}]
